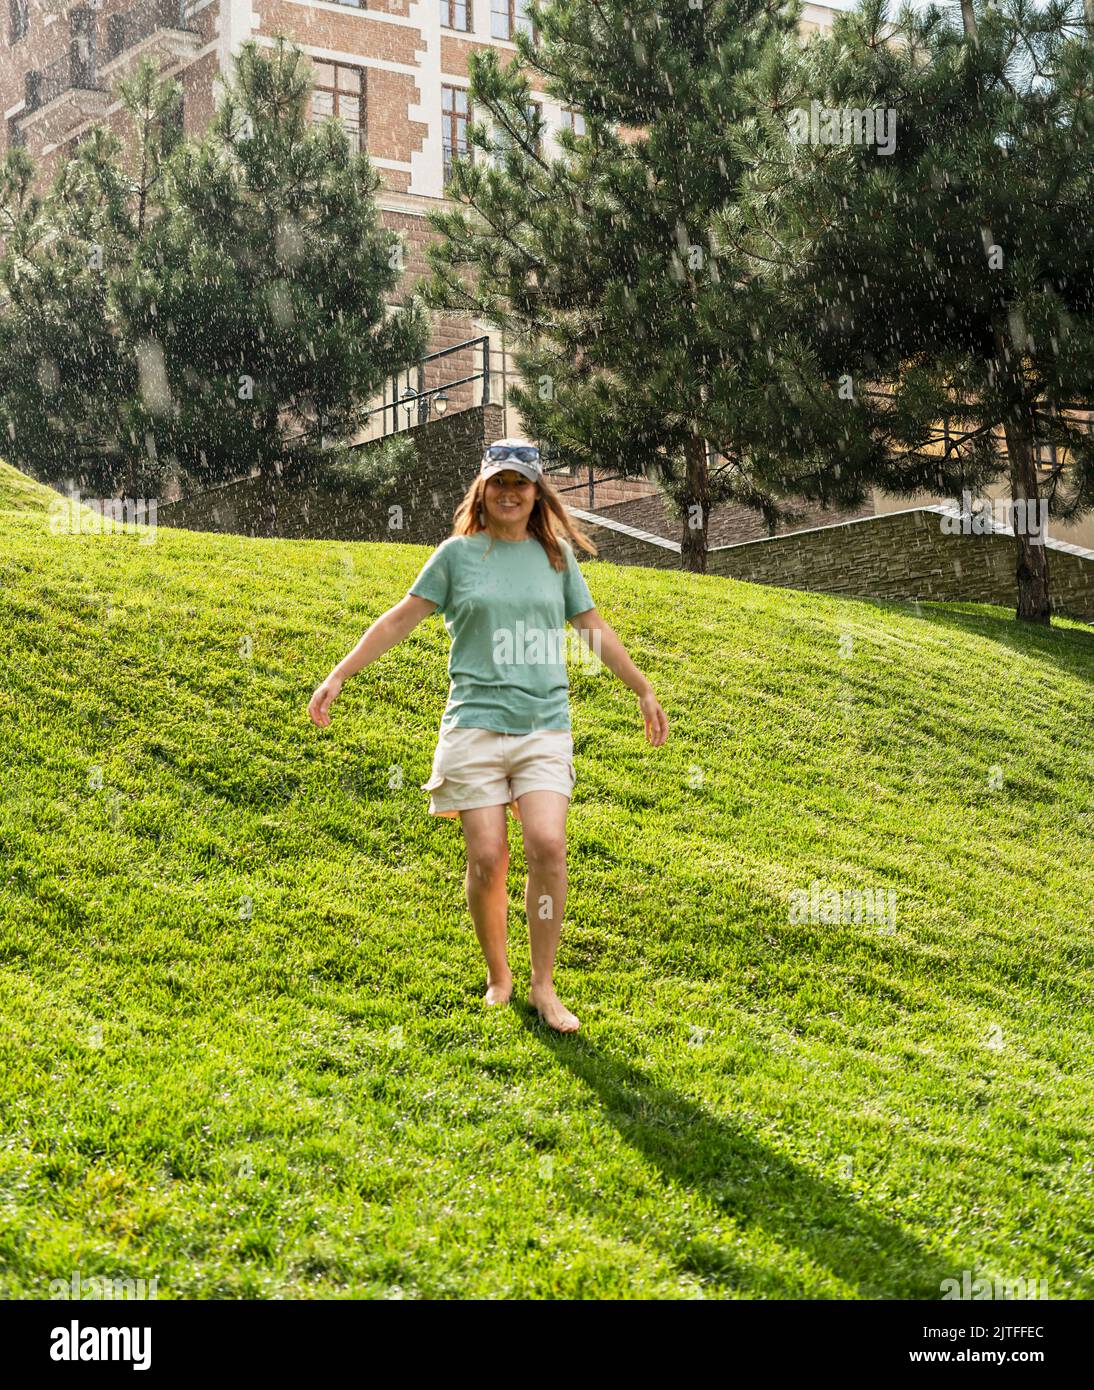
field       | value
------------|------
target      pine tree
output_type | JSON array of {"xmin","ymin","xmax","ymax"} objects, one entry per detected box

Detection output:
[
  {"xmin": 124, "ymin": 38, "xmax": 429, "ymax": 495},
  {"xmin": 0, "ymin": 40, "xmax": 428, "ymax": 501},
  {"xmin": 418, "ymin": 0, "xmax": 828, "ymax": 573},
  {"xmin": 0, "ymin": 118, "xmax": 147, "ymax": 497},
  {"xmin": 728, "ymin": 0, "xmax": 1094, "ymax": 623}
]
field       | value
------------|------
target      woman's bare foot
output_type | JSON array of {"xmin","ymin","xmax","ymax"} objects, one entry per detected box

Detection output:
[
  {"xmin": 528, "ymin": 983, "xmax": 579, "ymax": 1033},
  {"xmin": 485, "ymin": 972, "xmax": 513, "ymax": 1006}
]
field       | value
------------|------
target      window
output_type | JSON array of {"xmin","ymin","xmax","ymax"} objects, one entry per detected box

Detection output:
[
  {"xmin": 311, "ymin": 62, "xmax": 366, "ymax": 154},
  {"xmin": 7, "ymin": 115, "xmax": 26, "ymax": 149},
  {"xmin": 439, "ymin": 0, "xmax": 470, "ymax": 30},
  {"xmin": 560, "ymin": 106, "xmax": 586, "ymax": 138},
  {"xmin": 9, "ymin": 0, "xmax": 28, "ymax": 43},
  {"xmin": 442, "ymin": 84, "xmax": 470, "ymax": 186},
  {"xmin": 492, "ymin": 100, "xmax": 540, "ymax": 165},
  {"xmin": 491, "ymin": 0, "xmax": 532, "ymax": 41}
]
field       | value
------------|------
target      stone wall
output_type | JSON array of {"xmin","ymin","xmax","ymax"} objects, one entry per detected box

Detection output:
[
  {"xmin": 596, "ymin": 489, "xmax": 877, "ymax": 548},
  {"xmin": 567, "ymin": 504, "xmax": 1094, "ymax": 622},
  {"xmin": 159, "ymin": 441, "xmax": 1094, "ymax": 623},
  {"xmin": 157, "ymin": 403, "xmax": 507, "ymax": 545},
  {"xmin": 159, "ymin": 409, "xmax": 659, "ymax": 546},
  {"xmin": 708, "ymin": 506, "xmax": 1094, "ymax": 621},
  {"xmin": 570, "ymin": 509, "xmax": 681, "ymax": 571},
  {"xmin": 550, "ymin": 473, "xmax": 660, "ymax": 510}
]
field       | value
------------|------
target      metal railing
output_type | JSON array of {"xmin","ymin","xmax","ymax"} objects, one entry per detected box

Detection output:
[
  {"xmin": 106, "ymin": 0, "xmax": 199, "ymax": 64},
  {"xmin": 351, "ymin": 334, "xmax": 623, "ymax": 508},
  {"xmin": 26, "ymin": 43, "xmax": 104, "ymax": 114},
  {"xmin": 359, "ymin": 334, "xmax": 504, "ymax": 441}
]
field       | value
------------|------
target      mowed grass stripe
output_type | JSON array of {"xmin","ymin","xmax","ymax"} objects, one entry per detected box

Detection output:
[{"xmin": 0, "ymin": 460, "xmax": 1091, "ymax": 1298}]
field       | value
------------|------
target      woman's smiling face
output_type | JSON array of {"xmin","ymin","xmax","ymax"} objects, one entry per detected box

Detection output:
[{"xmin": 483, "ymin": 471, "xmax": 537, "ymax": 530}]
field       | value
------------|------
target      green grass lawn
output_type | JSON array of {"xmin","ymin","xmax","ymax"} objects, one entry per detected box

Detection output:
[{"xmin": 1, "ymin": 459, "xmax": 1092, "ymax": 1300}]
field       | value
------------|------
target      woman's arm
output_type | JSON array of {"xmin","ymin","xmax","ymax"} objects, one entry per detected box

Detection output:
[
  {"xmin": 308, "ymin": 593, "xmax": 438, "ymax": 727},
  {"xmin": 568, "ymin": 607, "xmax": 669, "ymax": 747}
]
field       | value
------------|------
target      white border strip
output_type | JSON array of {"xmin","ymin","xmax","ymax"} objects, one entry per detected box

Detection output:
[
  {"xmin": 568, "ymin": 500, "xmax": 1094, "ymax": 564},
  {"xmin": 566, "ymin": 505, "xmax": 681, "ymax": 553}
]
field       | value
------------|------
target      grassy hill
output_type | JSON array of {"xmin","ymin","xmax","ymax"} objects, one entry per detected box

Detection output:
[{"xmin": 0, "ymin": 458, "xmax": 1092, "ymax": 1299}]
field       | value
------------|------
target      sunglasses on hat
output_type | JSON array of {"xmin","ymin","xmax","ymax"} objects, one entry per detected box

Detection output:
[{"xmin": 483, "ymin": 444, "xmax": 541, "ymax": 465}]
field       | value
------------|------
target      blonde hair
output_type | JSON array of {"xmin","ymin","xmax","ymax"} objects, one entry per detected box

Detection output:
[{"xmin": 452, "ymin": 470, "xmax": 598, "ymax": 572}]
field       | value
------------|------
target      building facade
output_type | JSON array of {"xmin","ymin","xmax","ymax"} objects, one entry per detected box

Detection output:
[
  {"xmin": 1, "ymin": 1, "xmax": 842, "ymax": 443},
  {"xmin": 7, "ymin": 2, "xmax": 1091, "ymax": 547}
]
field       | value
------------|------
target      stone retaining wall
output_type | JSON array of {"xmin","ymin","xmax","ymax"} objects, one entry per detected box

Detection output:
[
  {"xmin": 567, "ymin": 504, "xmax": 1094, "ymax": 622},
  {"xmin": 159, "ymin": 434, "xmax": 1094, "ymax": 622},
  {"xmin": 157, "ymin": 404, "xmax": 507, "ymax": 545}
]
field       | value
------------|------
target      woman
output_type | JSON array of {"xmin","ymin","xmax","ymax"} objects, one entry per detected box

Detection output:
[{"xmin": 308, "ymin": 438, "xmax": 669, "ymax": 1033}]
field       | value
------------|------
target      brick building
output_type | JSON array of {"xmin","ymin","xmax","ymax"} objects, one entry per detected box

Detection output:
[
  {"xmin": 1, "ymin": 1, "xmax": 841, "ymax": 457},
  {"xmin": 9, "ymin": 3, "xmax": 1090, "ymax": 548}
]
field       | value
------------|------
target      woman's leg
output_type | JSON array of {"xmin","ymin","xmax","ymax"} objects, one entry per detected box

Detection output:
[
  {"xmin": 516, "ymin": 789, "xmax": 578, "ymax": 1033},
  {"xmin": 458, "ymin": 803, "xmax": 512, "ymax": 1004}
]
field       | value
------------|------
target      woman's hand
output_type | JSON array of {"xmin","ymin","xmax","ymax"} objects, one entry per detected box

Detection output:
[
  {"xmin": 308, "ymin": 598, "xmax": 437, "ymax": 729},
  {"xmin": 308, "ymin": 674, "xmax": 344, "ymax": 728},
  {"xmin": 638, "ymin": 689, "xmax": 669, "ymax": 747}
]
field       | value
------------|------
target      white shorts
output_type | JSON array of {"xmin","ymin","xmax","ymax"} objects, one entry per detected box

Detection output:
[{"xmin": 421, "ymin": 726, "xmax": 576, "ymax": 821}]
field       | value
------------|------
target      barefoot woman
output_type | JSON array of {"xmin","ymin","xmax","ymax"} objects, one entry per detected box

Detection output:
[{"xmin": 308, "ymin": 439, "xmax": 668, "ymax": 1032}]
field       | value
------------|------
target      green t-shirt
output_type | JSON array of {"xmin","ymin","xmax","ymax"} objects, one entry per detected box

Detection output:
[{"xmin": 409, "ymin": 532, "xmax": 596, "ymax": 734}]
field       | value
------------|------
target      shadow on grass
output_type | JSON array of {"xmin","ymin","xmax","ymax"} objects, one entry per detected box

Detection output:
[
  {"xmin": 859, "ymin": 594, "xmax": 1094, "ymax": 687},
  {"xmin": 518, "ymin": 1004, "xmax": 950, "ymax": 1299}
]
